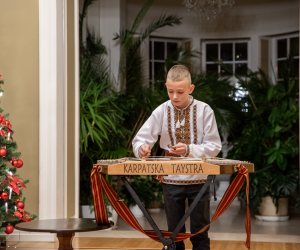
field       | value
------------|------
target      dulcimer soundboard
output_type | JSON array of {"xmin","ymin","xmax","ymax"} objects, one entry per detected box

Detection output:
[{"xmin": 97, "ymin": 157, "xmax": 254, "ymax": 175}]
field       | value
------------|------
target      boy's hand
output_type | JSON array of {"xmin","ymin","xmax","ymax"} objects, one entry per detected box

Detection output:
[
  {"xmin": 169, "ymin": 142, "xmax": 186, "ymax": 156},
  {"xmin": 139, "ymin": 144, "xmax": 151, "ymax": 158}
]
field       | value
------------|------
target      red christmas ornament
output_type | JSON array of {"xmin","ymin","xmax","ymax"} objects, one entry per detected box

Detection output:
[
  {"xmin": 16, "ymin": 159, "xmax": 23, "ymax": 168},
  {"xmin": 0, "ymin": 191, "xmax": 8, "ymax": 200},
  {"xmin": 5, "ymin": 225, "xmax": 14, "ymax": 234},
  {"xmin": 4, "ymin": 120, "xmax": 10, "ymax": 127},
  {"xmin": 0, "ymin": 148, "xmax": 6, "ymax": 157},
  {"xmin": 12, "ymin": 159, "xmax": 18, "ymax": 167},
  {"xmin": 22, "ymin": 213, "xmax": 32, "ymax": 222},
  {"xmin": 17, "ymin": 201, "xmax": 25, "ymax": 209}
]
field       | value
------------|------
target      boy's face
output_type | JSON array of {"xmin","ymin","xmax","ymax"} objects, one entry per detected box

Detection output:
[{"xmin": 165, "ymin": 78, "xmax": 195, "ymax": 109}]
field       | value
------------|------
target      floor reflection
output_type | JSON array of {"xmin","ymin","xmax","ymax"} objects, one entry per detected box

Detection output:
[{"xmin": 116, "ymin": 202, "xmax": 300, "ymax": 236}]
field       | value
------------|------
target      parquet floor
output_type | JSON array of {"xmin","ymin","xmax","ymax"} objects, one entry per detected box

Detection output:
[{"xmin": 6, "ymin": 238, "xmax": 300, "ymax": 250}]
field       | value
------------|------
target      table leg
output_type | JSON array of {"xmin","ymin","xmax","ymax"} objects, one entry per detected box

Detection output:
[{"xmin": 57, "ymin": 232, "xmax": 75, "ymax": 250}]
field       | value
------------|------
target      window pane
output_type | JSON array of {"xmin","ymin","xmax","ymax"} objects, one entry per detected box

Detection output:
[
  {"xmin": 154, "ymin": 62, "xmax": 165, "ymax": 80},
  {"xmin": 235, "ymin": 43, "xmax": 247, "ymax": 61},
  {"xmin": 206, "ymin": 64, "xmax": 218, "ymax": 74},
  {"xmin": 149, "ymin": 41, "xmax": 152, "ymax": 60},
  {"xmin": 277, "ymin": 39, "xmax": 287, "ymax": 58},
  {"xmin": 149, "ymin": 62, "xmax": 152, "ymax": 80},
  {"xmin": 277, "ymin": 60, "xmax": 286, "ymax": 78},
  {"xmin": 290, "ymin": 37, "xmax": 299, "ymax": 56},
  {"xmin": 221, "ymin": 43, "xmax": 233, "ymax": 61},
  {"xmin": 206, "ymin": 44, "xmax": 218, "ymax": 62},
  {"xmin": 220, "ymin": 64, "xmax": 233, "ymax": 76},
  {"xmin": 154, "ymin": 42, "xmax": 165, "ymax": 60},
  {"xmin": 167, "ymin": 42, "xmax": 178, "ymax": 57},
  {"xmin": 278, "ymin": 59, "xmax": 299, "ymax": 78},
  {"xmin": 235, "ymin": 63, "xmax": 248, "ymax": 76}
]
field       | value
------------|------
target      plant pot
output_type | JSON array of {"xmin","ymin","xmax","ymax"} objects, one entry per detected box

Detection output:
[
  {"xmin": 147, "ymin": 201, "xmax": 161, "ymax": 213},
  {"xmin": 80, "ymin": 205, "xmax": 95, "ymax": 218},
  {"xmin": 107, "ymin": 205, "xmax": 118, "ymax": 229},
  {"xmin": 129, "ymin": 204, "xmax": 144, "ymax": 218},
  {"xmin": 112, "ymin": 209, "xmax": 118, "ymax": 228},
  {"xmin": 256, "ymin": 196, "xmax": 289, "ymax": 221}
]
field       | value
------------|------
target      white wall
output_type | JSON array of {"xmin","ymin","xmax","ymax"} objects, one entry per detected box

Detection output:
[
  {"xmin": 82, "ymin": 0, "xmax": 298, "ymax": 82},
  {"xmin": 126, "ymin": 0, "xmax": 299, "ymax": 73},
  {"xmin": 80, "ymin": 0, "xmax": 126, "ymax": 90}
]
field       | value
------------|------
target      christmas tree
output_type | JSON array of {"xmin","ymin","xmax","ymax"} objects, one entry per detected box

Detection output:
[{"xmin": 0, "ymin": 75, "xmax": 36, "ymax": 247}]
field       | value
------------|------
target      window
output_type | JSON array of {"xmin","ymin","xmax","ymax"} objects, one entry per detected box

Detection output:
[
  {"xmin": 149, "ymin": 38, "xmax": 182, "ymax": 84},
  {"xmin": 202, "ymin": 40, "xmax": 250, "ymax": 112},
  {"xmin": 263, "ymin": 33, "xmax": 299, "ymax": 82},
  {"xmin": 276, "ymin": 35, "xmax": 299, "ymax": 78},
  {"xmin": 202, "ymin": 40, "xmax": 250, "ymax": 76}
]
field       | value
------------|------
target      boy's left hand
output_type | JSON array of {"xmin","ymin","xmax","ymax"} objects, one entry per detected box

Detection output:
[{"xmin": 169, "ymin": 142, "xmax": 186, "ymax": 156}]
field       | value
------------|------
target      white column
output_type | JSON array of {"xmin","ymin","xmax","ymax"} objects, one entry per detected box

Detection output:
[
  {"xmin": 74, "ymin": 0, "xmax": 80, "ymax": 219},
  {"xmin": 99, "ymin": 0, "xmax": 126, "ymax": 91},
  {"xmin": 191, "ymin": 37, "xmax": 201, "ymax": 73},
  {"xmin": 86, "ymin": 0, "xmax": 100, "ymax": 38},
  {"xmin": 39, "ymin": 0, "xmax": 67, "ymax": 220},
  {"xmin": 141, "ymin": 36, "xmax": 150, "ymax": 87}
]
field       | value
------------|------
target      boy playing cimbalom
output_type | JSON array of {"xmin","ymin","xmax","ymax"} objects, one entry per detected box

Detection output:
[{"xmin": 132, "ymin": 65, "xmax": 222, "ymax": 250}]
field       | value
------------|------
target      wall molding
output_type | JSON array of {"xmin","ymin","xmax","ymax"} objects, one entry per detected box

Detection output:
[
  {"xmin": 74, "ymin": 0, "xmax": 80, "ymax": 218},
  {"xmin": 39, "ymin": 0, "xmax": 66, "ymax": 220},
  {"xmin": 39, "ymin": 0, "xmax": 79, "ymax": 221},
  {"xmin": 8, "ymin": 230, "xmax": 56, "ymax": 242}
]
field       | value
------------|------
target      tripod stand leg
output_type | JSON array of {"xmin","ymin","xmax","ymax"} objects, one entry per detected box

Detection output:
[
  {"xmin": 120, "ymin": 177, "xmax": 173, "ymax": 248},
  {"xmin": 169, "ymin": 175, "xmax": 215, "ymax": 242}
]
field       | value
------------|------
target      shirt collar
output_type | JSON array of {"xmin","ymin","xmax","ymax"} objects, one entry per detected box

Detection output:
[{"xmin": 171, "ymin": 95, "xmax": 194, "ymax": 111}]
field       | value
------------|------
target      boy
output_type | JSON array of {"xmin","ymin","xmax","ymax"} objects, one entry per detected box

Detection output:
[{"xmin": 132, "ymin": 65, "xmax": 221, "ymax": 250}]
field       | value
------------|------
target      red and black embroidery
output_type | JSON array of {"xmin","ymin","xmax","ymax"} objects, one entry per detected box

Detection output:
[
  {"xmin": 173, "ymin": 103, "xmax": 193, "ymax": 145},
  {"xmin": 167, "ymin": 106, "xmax": 175, "ymax": 146},
  {"xmin": 182, "ymin": 107, "xmax": 191, "ymax": 145},
  {"xmin": 161, "ymin": 178, "xmax": 206, "ymax": 185},
  {"xmin": 184, "ymin": 144, "xmax": 190, "ymax": 157},
  {"xmin": 193, "ymin": 105, "xmax": 197, "ymax": 144},
  {"xmin": 174, "ymin": 108, "xmax": 180, "ymax": 142},
  {"xmin": 169, "ymin": 98, "xmax": 195, "ymax": 156}
]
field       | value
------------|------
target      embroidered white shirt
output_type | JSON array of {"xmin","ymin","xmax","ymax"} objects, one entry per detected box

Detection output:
[{"xmin": 132, "ymin": 97, "xmax": 222, "ymax": 183}]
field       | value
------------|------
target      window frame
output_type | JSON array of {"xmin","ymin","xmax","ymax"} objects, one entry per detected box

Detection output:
[
  {"xmin": 202, "ymin": 39, "xmax": 251, "ymax": 112},
  {"xmin": 201, "ymin": 39, "xmax": 251, "ymax": 76},
  {"xmin": 149, "ymin": 37, "xmax": 183, "ymax": 84},
  {"xmin": 269, "ymin": 33, "xmax": 299, "ymax": 81}
]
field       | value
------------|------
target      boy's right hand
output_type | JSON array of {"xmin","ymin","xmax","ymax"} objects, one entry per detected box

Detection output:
[{"xmin": 139, "ymin": 144, "xmax": 151, "ymax": 158}]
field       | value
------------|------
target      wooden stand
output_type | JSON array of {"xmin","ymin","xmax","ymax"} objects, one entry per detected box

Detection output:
[
  {"xmin": 97, "ymin": 158, "xmax": 254, "ymax": 175},
  {"xmin": 0, "ymin": 241, "xmax": 6, "ymax": 250},
  {"xmin": 57, "ymin": 232, "xmax": 75, "ymax": 250}
]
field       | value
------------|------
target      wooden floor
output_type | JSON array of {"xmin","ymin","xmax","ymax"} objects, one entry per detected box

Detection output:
[{"xmin": 7, "ymin": 238, "xmax": 300, "ymax": 250}]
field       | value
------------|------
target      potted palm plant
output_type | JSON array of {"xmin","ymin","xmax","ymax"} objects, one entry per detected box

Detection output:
[
  {"xmin": 146, "ymin": 176, "xmax": 163, "ymax": 214},
  {"xmin": 120, "ymin": 175, "xmax": 162, "ymax": 218},
  {"xmin": 228, "ymin": 52, "xmax": 299, "ymax": 221}
]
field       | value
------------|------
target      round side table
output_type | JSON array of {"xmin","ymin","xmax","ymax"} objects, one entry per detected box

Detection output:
[{"xmin": 15, "ymin": 218, "xmax": 113, "ymax": 250}]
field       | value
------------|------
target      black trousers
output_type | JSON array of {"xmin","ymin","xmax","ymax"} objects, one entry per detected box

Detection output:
[{"xmin": 162, "ymin": 183, "xmax": 210, "ymax": 250}]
